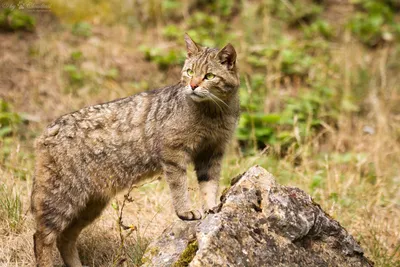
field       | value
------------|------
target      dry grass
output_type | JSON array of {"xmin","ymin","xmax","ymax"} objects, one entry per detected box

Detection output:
[{"xmin": 0, "ymin": 3, "xmax": 400, "ymax": 266}]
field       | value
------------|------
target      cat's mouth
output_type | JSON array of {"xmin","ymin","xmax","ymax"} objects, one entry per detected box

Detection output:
[
  {"xmin": 190, "ymin": 92, "xmax": 206, "ymax": 101},
  {"xmin": 185, "ymin": 85, "xmax": 209, "ymax": 102}
]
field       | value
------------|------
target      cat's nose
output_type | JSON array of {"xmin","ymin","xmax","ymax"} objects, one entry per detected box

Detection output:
[
  {"xmin": 190, "ymin": 83, "xmax": 199, "ymax": 90},
  {"xmin": 190, "ymin": 77, "xmax": 202, "ymax": 90}
]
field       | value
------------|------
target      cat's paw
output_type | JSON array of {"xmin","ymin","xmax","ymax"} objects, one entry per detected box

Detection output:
[{"xmin": 177, "ymin": 210, "xmax": 202, "ymax": 221}]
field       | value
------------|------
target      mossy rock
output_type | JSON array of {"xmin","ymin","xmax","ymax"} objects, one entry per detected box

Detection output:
[{"xmin": 172, "ymin": 240, "xmax": 198, "ymax": 267}]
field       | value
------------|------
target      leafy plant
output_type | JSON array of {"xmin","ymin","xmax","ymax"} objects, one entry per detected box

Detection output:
[
  {"xmin": 303, "ymin": 19, "xmax": 335, "ymax": 40},
  {"xmin": 237, "ymin": 85, "xmax": 336, "ymax": 152},
  {"xmin": 140, "ymin": 46, "xmax": 185, "ymax": 70},
  {"xmin": 247, "ymin": 38, "xmax": 323, "ymax": 77},
  {"xmin": 348, "ymin": 0, "xmax": 400, "ymax": 47},
  {"xmin": 161, "ymin": 0, "xmax": 182, "ymax": 20},
  {"xmin": 70, "ymin": 50, "xmax": 83, "ymax": 61},
  {"xmin": 186, "ymin": 12, "xmax": 232, "ymax": 47},
  {"xmin": 194, "ymin": 0, "xmax": 238, "ymax": 17},
  {"xmin": 0, "ymin": 99, "xmax": 22, "ymax": 139},
  {"xmin": 161, "ymin": 11, "xmax": 232, "ymax": 47},
  {"xmin": 105, "ymin": 68, "xmax": 119, "ymax": 80},
  {"xmin": 72, "ymin": 22, "xmax": 92, "ymax": 37},
  {"xmin": 0, "ymin": 8, "xmax": 35, "ymax": 32},
  {"xmin": 267, "ymin": 0, "xmax": 323, "ymax": 27},
  {"xmin": 162, "ymin": 24, "xmax": 181, "ymax": 40},
  {"xmin": 64, "ymin": 64, "xmax": 85, "ymax": 85},
  {"xmin": 310, "ymin": 170, "xmax": 325, "ymax": 192},
  {"xmin": 0, "ymin": 100, "xmax": 31, "ymax": 177},
  {"xmin": 238, "ymin": 37, "xmax": 345, "ymax": 154},
  {"xmin": 211, "ymin": 0, "xmax": 237, "ymax": 17}
]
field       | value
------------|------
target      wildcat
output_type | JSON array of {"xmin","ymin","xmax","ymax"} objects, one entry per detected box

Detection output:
[{"xmin": 31, "ymin": 34, "xmax": 240, "ymax": 267}]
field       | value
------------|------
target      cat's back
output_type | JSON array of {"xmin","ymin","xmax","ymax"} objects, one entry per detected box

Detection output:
[{"xmin": 36, "ymin": 91, "xmax": 154, "ymax": 151}]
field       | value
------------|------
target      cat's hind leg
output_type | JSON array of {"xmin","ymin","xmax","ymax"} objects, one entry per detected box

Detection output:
[{"xmin": 56, "ymin": 198, "xmax": 108, "ymax": 267}]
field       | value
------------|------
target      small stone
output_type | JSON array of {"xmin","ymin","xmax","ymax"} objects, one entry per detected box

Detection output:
[
  {"xmin": 363, "ymin": 126, "xmax": 375, "ymax": 135},
  {"xmin": 382, "ymin": 32, "xmax": 394, "ymax": 42}
]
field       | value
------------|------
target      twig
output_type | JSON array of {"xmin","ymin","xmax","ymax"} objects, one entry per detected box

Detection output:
[
  {"xmin": 113, "ymin": 182, "xmax": 136, "ymax": 267},
  {"xmin": 112, "ymin": 175, "xmax": 162, "ymax": 266}
]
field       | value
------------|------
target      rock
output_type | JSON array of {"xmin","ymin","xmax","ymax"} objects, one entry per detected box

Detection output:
[{"xmin": 142, "ymin": 166, "xmax": 373, "ymax": 267}]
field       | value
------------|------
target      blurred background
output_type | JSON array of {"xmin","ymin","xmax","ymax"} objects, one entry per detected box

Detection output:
[{"xmin": 0, "ymin": 0, "xmax": 399, "ymax": 266}]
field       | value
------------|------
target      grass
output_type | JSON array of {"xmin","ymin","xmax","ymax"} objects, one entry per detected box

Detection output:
[
  {"xmin": 0, "ymin": 0, "xmax": 399, "ymax": 266},
  {"xmin": 0, "ymin": 185, "xmax": 23, "ymax": 232}
]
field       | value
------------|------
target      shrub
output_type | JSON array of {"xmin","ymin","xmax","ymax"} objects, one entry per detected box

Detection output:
[
  {"xmin": 348, "ymin": 0, "xmax": 400, "ymax": 47},
  {"xmin": 0, "ymin": 8, "xmax": 35, "ymax": 32}
]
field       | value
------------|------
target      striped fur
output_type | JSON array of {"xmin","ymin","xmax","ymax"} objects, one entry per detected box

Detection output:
[{"xmin": 31, "ymin": 34, "xmax": 240, "ymax": 267}]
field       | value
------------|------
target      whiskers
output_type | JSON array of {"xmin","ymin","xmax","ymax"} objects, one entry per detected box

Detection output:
[
  {"xmin": 188, "ymin": 86, "xmax": 231, "ymax": 113},
  {"xmin": 208, "ymin": 95, "xmax": 223, "ymax": 112},
  {"xmin": 207, "ymin": 92, "xmax": 230, "ymax": 112}
]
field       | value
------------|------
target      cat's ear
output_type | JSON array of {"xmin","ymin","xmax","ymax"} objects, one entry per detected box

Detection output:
[
  {"xmin": 217, "ymin": 43, "xmax": 237, "ymax": 70},
  {"xmin": 184, "ymin": 33, "xmax": 200, "ymax": 57}
]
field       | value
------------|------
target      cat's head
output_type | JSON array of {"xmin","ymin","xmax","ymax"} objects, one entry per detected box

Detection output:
[{"xmin": 181, "ymin": 34, "xmax": 239, "ymax": 103}]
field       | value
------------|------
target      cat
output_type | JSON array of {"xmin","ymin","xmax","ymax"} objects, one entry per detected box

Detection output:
[{"xmin": 31, "ymin": 33, "xmax": 240, "ymax": 267}]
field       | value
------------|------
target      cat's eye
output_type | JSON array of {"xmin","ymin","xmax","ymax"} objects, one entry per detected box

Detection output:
[
  {"xmin": 205, "ymin": 73, "xmax": 215, "ymax": 80},
  {"xmin": 187, "ymin": 69, "xmax": 194, "ymax": 77}
]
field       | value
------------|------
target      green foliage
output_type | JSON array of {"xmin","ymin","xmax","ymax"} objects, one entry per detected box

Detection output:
[
  {"xmin": 237, "ymin": 112, "xmax": 281, "ymax": 147},
  {"xmin": 163, "ymin": 24, "xmax": 181, "ymax": 40},
  {"xmin": 303, "ymin": 19, "xmax": 335, "ymax": 40},
  {"xmin": 64, "ymin": 64, "xmax": 85, "ymax": 85},
  {"xmin": 0, "ymin": 100, "xmax": 32, "ymax": 180},
  {"xmin": 0, "ymin": 100, "xmax": 24, "ymax": 159},
  {"xmin": 281, "ymin": 48, "xmax": 313, "ymax": 76},
  {"xmin": 71, "ymin": 22, "xmax": 92, "ymax": 37},
  {"xmin": 157, "ymin": 11, "xmax": 232, "ymax": 69},
  {"xmin": 126, "ymin": 233, "xmax": 150, "ymax": 266},
  {"xmin": 0, "ymin": 185, "xmax": 22, "ymax": 231},
  {"xmin": 267, "ymin": 0, "xmax": 322, "ymax": 26},
  {"xmin": 161, "ymin": 0, "xmax": 182, "ymax": 19},
  {"xmin": 129, "ymin": 80, "xmax": 150, "ymax": 92},
  {"xmin": 310, "ymin": 170, "xmax": 325, "ymax": 192},
  {"xmin": 63, "ymin": 50, "xmax": 121, "ymax": 94},
  {"xmin": 0, "ymin": 99, "xmax": 22, "ymax": 138},
  {"xmin": 161, "ymin": 12, "xmax": 232, "ymax": 46},
  {"xmin": 210, "ymin": 0, "xmax": 236, "ymax": 17},
  {"xmin": 238, "ymin": 35, "xmax": 343, "ymax": 153},
  {"xmin": 140, "ymin": 46, "xmax": 185, "ymax": 70},
  {"xmin": 186, "ymin": 12, "xmax": 231, "ymax": 47},
  {"xmin": 348, "ymin": 0, "xmax": 400, "ymax": 46},
  {"xmin": 195, "ymin": 0, "xmax": 237, "ymax": 17},
  {"xmin": 70, "ymin": 50, "xmax": 83, "ymax": 61},
  {"xmin": 247, "ymin": 38, "xmax": 320, "ymax": 76},
  {"xmin": 105, "ymin": 68, "xmax": 119, "ymax": 80},
  {"xmin": 238, "ymin": 83, "xmax": 336, "ymax": 151},
  {"xmin": 0, "ymin": 8, "xmax": 35, "ymax": 32}
]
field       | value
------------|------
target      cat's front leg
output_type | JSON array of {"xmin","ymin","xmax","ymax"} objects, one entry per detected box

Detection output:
[
  {"xmin": 161, "ymin": 153, "xmax": 202, "ymax": 221},
  {"xmin": 194, "ymin": 149, "xmax": 223, "ymax": 212}
]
